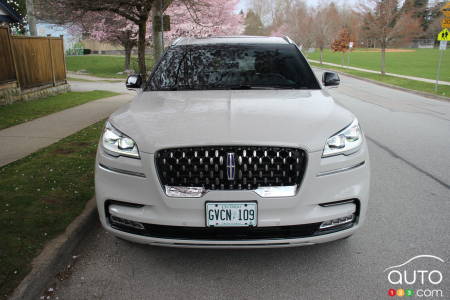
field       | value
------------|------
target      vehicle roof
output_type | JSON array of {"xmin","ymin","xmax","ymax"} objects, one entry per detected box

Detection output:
[{"xmin": 173, "ymin": 36, "xmax": 292, "ymax": 46}]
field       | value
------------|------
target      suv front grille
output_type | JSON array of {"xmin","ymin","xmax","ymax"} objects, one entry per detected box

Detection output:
[{"xmin": 155, "ymin": 146, "xmax": 307, "ymax": 190}]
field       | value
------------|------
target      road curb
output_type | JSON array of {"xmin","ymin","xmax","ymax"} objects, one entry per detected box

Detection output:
[
  {"xmin": 312, "ymin": 65, "xmax": 450, "ymax": 102},
  {"xmin": 9, "ymin": 197, "xmax": 98, "ymax": 300}
]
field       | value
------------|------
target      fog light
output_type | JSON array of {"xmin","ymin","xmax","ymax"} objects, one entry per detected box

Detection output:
[
  {"xmin": 319, "ymin": 214, "xmax": 354, "ymax": 230},
  {"xmin": 110, "ymin": 215, "xmax": 145, "ymax": 230}
]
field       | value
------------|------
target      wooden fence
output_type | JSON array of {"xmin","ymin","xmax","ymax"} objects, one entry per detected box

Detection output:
[{"xmin": 0, "ymin": 27, "xmax": 67, "ymax": 89}]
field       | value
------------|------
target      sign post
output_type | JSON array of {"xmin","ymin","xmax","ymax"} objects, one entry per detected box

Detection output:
[
  {"xmin": 348, "ymin": 42, "xmax": 353, "ymax": 66},
  {"xmin": 435, "ymin": 41, "xmax": 446, "ymax": 92},
  {"xmin": 435, "ymin": 29, "xmax": 449, "ymax": 92},
  {"xmin": 434, "ymin": 4, "xmax": 450, "ymax": 92}
]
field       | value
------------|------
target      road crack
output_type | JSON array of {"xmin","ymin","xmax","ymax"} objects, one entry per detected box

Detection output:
[{"xmin": 366, "ymin": 136, "xmax": 450, "ymax": 190}]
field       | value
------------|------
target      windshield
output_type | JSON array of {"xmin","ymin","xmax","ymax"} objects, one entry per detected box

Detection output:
[{"xmin": 147, "ymin": 44, "xmax": 320, "ymax": 91}]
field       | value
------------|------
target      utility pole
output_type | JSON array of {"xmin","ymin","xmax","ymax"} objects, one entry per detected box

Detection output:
[
  {"xmin": 152, "ymin": 0, "xmax": 163, "ymax": 61},
  {"xmin": 26, "ymin": 0, "xmax": 37, "ymax": 36}
]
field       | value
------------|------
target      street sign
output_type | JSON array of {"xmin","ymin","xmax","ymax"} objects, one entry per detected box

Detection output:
[
  {"xmin": 153, "ymin": 15, "xmax": 171, "ymax": 32},
  {"xmin": 435, "ymin": 6, "xmax": 449, "ymax": 93},
  {"xmin": 442, "ymin": 17, "xmax": 450, "ymax": 29},
  {"xmin": 442, "ymin": 2, "xmax": 450, "ymax": 17},
  {"xmin": 437, "ymin": 28, "xmax": 450, "ymax": 41}
]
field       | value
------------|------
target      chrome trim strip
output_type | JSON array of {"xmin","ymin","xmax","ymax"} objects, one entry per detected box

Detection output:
[
  {"xmin": 165, "ymin": 186, "xmax": 207, "ymax": 198},
  {"xmin": 164, "ymin": 185, "xmax": 298, "ymax": 198},
  {"xmin": 319, "ymin": 200, "xmax": 355, "ymax": 207},
  {"xmin": 254, "ymin": 185, "xmax": 297, "ymax": 197},
  {"xmin": 319, "ymin": 214, "xmax": 354, "ymax": 230},
  {"xmin": 316, "ymin": 161, "xmax": 365, "ymax": 177},
  {"xmin": 99, "ymin": 164, "xmax": 146, "ymax": 178}
]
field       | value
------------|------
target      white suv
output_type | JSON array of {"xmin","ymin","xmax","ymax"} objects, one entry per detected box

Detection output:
[{"xmin": 96, "ymin": 36, "xmax": 370, "ymax": 248}]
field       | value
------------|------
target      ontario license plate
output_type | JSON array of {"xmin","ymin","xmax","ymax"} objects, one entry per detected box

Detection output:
[{"xmin": 206, "ymin": 202, "xmax": 257, "ymax": 227}]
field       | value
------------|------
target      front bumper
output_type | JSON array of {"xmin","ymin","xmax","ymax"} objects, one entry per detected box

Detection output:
[{"xmin": 95, "ymin": 143, "xmax": 370, "ymax": 248}]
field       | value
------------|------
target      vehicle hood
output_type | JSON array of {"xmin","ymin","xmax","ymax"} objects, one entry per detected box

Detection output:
[{"xmin": 109, "ymin": 90, "xmax": 354, "ymax": 153}]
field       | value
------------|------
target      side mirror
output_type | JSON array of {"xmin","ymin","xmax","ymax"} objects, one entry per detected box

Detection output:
[
  {"xmin": 126, "ymin": 75, "xmax": 142, "ymax": 89},
  {"xmin": 322, "ymin": 72, "xmax": 340, "ymax": 87}
]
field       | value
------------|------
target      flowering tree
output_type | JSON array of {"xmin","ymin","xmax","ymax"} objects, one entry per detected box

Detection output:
[
  {"xmin": 165, "ymin": 0, "xmax": 243, "ymax": 40},
  {"xmin": 39, "ymin": 0, "xmax": 170, "ymax": 77},
  {"xmin": 39, "ymin": 0, "xmax": 242, "ymax": 77},
  {"xmin": 89, "ymin": 17, "xmax": 137, "ymax": 70},
  {"xmin": 69, "ymin": 0, "xmax": 243, "ymax": 72},
  {"xmin": 43, "ymin": 0, "xmax": 242, "ymax": 74},
  {"xmin": 71, "ymin": 12, "xmax": 145, "ymax": 71},
  {"xmin": 5, "ymin": 0, "xmax": 27, "ymax": 34}
]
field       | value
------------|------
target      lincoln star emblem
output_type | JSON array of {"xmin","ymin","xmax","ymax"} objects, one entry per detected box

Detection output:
[{"xmin": 226, "ymin": 153, "xmax": 236, "ymax": 181}]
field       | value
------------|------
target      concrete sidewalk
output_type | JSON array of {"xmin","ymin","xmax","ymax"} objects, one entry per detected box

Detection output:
[
  {"xmin": 0, "ymin": 94, "xmax": 132, "ymax": 167},
  {"xmin": 308, "ymin": 59, "xmax": 450, "ymax": 86}
]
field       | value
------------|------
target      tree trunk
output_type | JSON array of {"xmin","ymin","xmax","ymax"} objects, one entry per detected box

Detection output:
[
  {"xmin": 152, "ymin": 0, "xmax": 163, "ymax": 62},
  {"xmin": 124, "ymin": 44, "xmax": 132, "ymax": 71},
  {"xmin": 137, "ymin": 21, "xmax": 147, "ymax": 78},
  {"xmin": 26, "ymin": 0, "xmax": 37, "ymax": 36},
  {"xmin": 320, "ymin": 48, "xmax": 323, "ymax": 65},
  {"xmin": 380, "ymin": 45, "xmax": 386, "ymax": 75}
]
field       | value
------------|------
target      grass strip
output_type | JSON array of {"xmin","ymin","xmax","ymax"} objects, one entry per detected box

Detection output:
[
  {"xmin": 66, "ymin": 55, "xmax": 154, "ymax": 78},
  {"xmin": 310, "ymin": 62, "xmax": 450, "ymax": 98},
  {"xmin": 0, "ymin": 90, "xmax": 119, "ymax": 130},
  {"xmin": 0, "ymin": 120, "xmax": 105, "ymax": 299},
  {"xmin": 307, "ymin": 48, "xmax": 450, "ymax": 81}
]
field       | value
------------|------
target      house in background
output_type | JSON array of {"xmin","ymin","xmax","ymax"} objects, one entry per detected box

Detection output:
[
  {"xmin": 81, "ymin": 39, "xmax": 124, "ymax": 55},
  {"xmin": 36, "ymin": 23, "xmax": 124, "ymax": 55},
  {"xmin": 36, "ymin": 23, "xmax": 79, "ymax": 52},
  {"xmin": 0, "ymin": 0, "xmax": 22, "ymax": 26}
]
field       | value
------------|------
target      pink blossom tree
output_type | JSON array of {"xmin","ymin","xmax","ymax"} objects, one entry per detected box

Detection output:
[
  {"xmin": 72, "ymin": 12, "xmax": 150, "ymax": 71},
  {"xmin": 165, "ymin": 0, "xmax": 244, "ymax": 39},
  {"xmin": 69, "ymin": 10, "xmax": 160, "ymax": 71},
  {"xmin": 70, "ymin": 0, "xmax": 243, "ymax": 72}
]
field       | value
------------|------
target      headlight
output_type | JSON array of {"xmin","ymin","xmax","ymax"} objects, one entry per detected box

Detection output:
[
  {"xmin": 102, "ymin": 121, "xmax": 140, "ymax": 158},
  {"xmin": 322, "ymin": 119, "xmax": 362, "ymax": 157}
]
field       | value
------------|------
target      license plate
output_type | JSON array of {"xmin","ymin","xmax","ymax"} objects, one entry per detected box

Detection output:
[{"xmin": 206, "ymin": 202, "xmax": 257, "ymax": 227}]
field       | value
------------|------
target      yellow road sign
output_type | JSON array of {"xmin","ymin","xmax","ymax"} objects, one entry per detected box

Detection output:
[
  {"xmin": 442, "ymin": 17, "xmax": 450, "ymax": 29},
  {"xmin": 442, "ymin": 2, "xmax": 450, "ymax": 17},
  {"xmin": 438, "ymin": 29, "xmax": 450, "ymax": 41}
]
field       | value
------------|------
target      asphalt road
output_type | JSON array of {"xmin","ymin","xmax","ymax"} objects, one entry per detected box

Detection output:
[{"xmin": 45, "ymin": 70, "xmax": 450, "ymax": 300}]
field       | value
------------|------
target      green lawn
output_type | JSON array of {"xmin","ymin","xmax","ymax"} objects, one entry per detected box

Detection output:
[
  {"xmin": 307, "ymin": 48, "xmax": 450, "ymax": 82},
  {"xmin": 310, "ymin": 62, "xmax": 450, "ymax": 98},
  {"xmin": 0, "ymin": 120, "xmax": 105, "ymax": 299},
  {"xmin": 66, "ymin": 55, "xmax": 154, "ymax": 78},
  {"xmin": 0, "ymin": 90, "xmax": 119, "ymax": 130}
]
